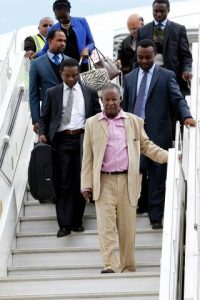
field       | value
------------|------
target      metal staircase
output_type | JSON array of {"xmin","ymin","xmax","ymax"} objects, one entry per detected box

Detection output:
[{"xmin": 0, "ymin": 191, "xmax": 162, "ymax": 299}]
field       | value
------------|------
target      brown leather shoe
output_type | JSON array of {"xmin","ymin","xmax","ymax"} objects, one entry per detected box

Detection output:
[{"xmin": 101, "ymin": 268, "xmax": 115, "ymax": 274}]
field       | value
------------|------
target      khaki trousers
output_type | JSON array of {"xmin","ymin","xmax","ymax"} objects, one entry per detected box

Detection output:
[{"xmin": 95, "ymin": 173, "xmax": 136, "ymax": 272}]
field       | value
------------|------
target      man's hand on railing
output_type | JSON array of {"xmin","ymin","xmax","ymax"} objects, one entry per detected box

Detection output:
[
  {"xmin": 24, "ymin": 50, "xmax": 35, "ymax": 60},
  {"xmin": 33, "ymin": 122, "xmax": 39, "ymax": 134},
  {"xmin": 38, "ymin": 135, "xmax": 47, "ymax": 143},
  {"xmin": 183, "ymin": 118, "xmax": 196, "ymax": 127}
]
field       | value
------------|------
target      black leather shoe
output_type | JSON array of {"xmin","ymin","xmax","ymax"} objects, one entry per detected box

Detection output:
[
  {"xmin": 101, "ymin": 268, "xmax": 115, "ymax": 274},
  {"xmin": 71, "ymin": 226, "xmax": 84, "ymax": 232},
  {"xmin": 137, "ymin": 208, "xmax": 147, "ymax": 215},
  {"xmin": 57, "ymin": 227, "xmax": 71, "ymax": 238},
  {"xmin": 151, "ymin": 222, "xmax": 163, "ymax": 229}
]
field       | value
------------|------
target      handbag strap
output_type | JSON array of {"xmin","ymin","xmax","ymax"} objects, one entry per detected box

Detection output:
[
  {"xmin": 95, "ymin": 47, "xmax": 105, "ymax": 60},
  {"xmin": 79, "ymin": 57, "xmax": 93, "ymax": 70}
]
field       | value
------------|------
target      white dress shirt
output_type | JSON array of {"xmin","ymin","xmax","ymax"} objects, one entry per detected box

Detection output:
[{"xmin": 57, "ymin": 82, "xmax": 85, "ymax": 132}]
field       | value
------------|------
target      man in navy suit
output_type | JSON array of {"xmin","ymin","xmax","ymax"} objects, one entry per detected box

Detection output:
[
  {"xmin": 29, "ymin": 29, "xmax": 70, "ymax": 133},
  {"xmin": 39, "ymin": 58, "xmax": 101, "ymax": 238},
  {"xmin": 136, "ymin": 0, "xmax": 192, "ymax": 95},
  {"xmin": 35, "ymin": 0, "xmax": 95, "ymax": 72},
  {"xmin": 122, "ymin": 39, "xmax": 195, "ymax": 228}
]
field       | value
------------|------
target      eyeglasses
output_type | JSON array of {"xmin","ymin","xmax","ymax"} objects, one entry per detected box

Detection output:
[{"xmin": 42, "ymin": 24, "xmax": 53, "ymax": 27}]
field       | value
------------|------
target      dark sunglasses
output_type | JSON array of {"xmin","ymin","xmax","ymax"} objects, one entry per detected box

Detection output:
[{"xmin": 42, "ymin": 24, "xmax": 53, "ymax": 27}]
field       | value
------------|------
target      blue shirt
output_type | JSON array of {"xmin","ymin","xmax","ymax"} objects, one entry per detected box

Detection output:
[{"xmin": 47, "ymin": 51, "xmax": 62, "ymax": 64}]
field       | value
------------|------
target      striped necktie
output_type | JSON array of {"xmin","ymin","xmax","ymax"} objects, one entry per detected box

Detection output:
[
  {"xmin": 63, "ymin": 88, "xmax": 74, "ymax": 125},
  {"xmin": 133, "ymin": 71, "xmax": 148, "ymax": 118},
  {"xmin": 157, "ymin": 22, "xmax": 164, "ymax": 31},
  {"xmin": 52, "ymin": 54, "xmax": 60, "ymax": 65}
]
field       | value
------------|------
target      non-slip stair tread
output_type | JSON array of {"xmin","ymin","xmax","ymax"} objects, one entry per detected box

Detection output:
[
  {"xmin": 0, "ymin": 291, "xmax": 159, "ymax": 300},
  {"xmin": 1, "ymin": 271, "xmax": 160, "ymax": 281},
  {"xmin": 0, "ymin": 275, "xmax": 160, "ymax": 298},
  {"xmin": 8, "ymin": 261, "xmax": 160, "ymax": 271},
  {"xmin": 16, "ymin": 228, "xmax": 162, "ymax": 236},
  {"xmin": 20, "ymin": 215, "xmax": 96, "ymax": 221},
  {"xmin": 12, "ymin": 244, "xmax": 162, "ymax": 253}
]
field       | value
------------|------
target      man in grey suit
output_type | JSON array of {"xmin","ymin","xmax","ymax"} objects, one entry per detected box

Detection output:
[
  {"xmin": 29, "ymin": 29, "xmax": 69, "ymax": 133},
  {"xmin": 39, "ymin": 58, "xmax": 101, "ymax": 238},
  {"xmin": 122, "ymin": 39, "xmax": 195, "ymax": 228}
]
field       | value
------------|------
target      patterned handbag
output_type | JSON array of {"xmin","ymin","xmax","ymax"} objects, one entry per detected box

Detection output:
[
  {"xmin": 80, "ymin": 58, "xmax": 110, "ymax": 91},
  {"xmin": 93, "ymin": 47, "xmax": 121, "ymax": 80}
]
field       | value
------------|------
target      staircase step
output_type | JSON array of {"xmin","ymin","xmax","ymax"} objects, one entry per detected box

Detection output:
[
  {"xmin": 8, "ymin": 262, "xmax": 160, "ymax": 277},
  {"xmin": 23, "ymin": 201, "xmax": 96, "ymax": 217},
  {"xmin": 20, "ymin": 215, "xmax": 97, "ymax": 232},
  {"xmin": 2, "ymin": 192, "xmax": 162, "ymax": 299},
  {"xmin": 19, "ymin": 214, "xmax": 151, "ymax": 232},
  {"xmin": 0, "ymin": 294, "xmax": 159, "ymax": 300},
  {"xmin": 15, "ymin": 229, "xmax": 162, "ymax": 249},
  {"xmin": 11, "ymin": 246, "xmax": 161, "ymax": 267},
  {"xmin": 0, "ymin": 273, "xmax": 160, "ymax": 298}
]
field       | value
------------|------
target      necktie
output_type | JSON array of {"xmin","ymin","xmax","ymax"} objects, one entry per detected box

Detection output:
[
  {"xmin": 157, "ymin": 22, "xmax": 164, "ymax": 31},
  {"xmin": 63, "ymin": 88, "xmax": 74, "ymax": 125},
  {"xmin": 52, "ymin": 54, "xmax": 60, "ymax": 65},
  {"xmin": 133, "ymin": 71, "xmax": 148, "ymax": 118}
]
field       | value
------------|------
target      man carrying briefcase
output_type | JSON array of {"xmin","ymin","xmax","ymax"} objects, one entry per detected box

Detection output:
[{"xmin": 39, "ymin": 58, "xmax": 101, "ymax": 238}]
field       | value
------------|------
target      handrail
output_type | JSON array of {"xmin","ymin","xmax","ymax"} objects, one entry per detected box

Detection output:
[
  {"xmin": 159, "ymin": 122, "xmax": 187, "ymax": 300},
  {"xmin": 0, "ymin": 31, "xmax": 17, "ymax": 106},
  {"xmin": 0, "ymin": 87, "xmax": 24, "ymax": 168},
  {"xmin": 184, "ymin": 29, "xmax": 200, "ymax": 299}
]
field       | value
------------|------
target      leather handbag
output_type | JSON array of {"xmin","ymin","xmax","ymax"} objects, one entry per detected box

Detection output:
[
  {"xmin": 80, "ymin": 58, "xmax": 110, "ymax": 91},
  {"xmin": 93, "ymin": 47, "xmax": 121, "ymax": 80}
]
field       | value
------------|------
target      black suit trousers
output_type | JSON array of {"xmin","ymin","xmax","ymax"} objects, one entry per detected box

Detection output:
[
  {"xmin": 139, "ymin": 155, "xmax": 167, "ymax": 222},
  {"xmin": 52, "ymin": 133, "xmax": 85, "ymax": 229}
]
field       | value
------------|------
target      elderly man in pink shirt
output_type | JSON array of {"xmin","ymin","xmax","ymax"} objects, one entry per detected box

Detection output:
[{"xmin": 81, "ymin": 83, "xmax": 168, "ymax": 274}]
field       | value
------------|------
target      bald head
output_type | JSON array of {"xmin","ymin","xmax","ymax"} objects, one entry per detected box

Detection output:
[
  {"xmin": 38, "ymin": 17, "xmax": 54, "ymax": 37},
  {"xmin": 127, "ymin": 14, "xmax": 143, "ymax": 38}
]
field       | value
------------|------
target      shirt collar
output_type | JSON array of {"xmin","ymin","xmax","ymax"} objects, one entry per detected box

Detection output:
[
  {"xmin": 154, "ymin": 18, "xmax": 168, "ymax": 27},
  {"xmin": 139, "ymin": 63, "xmax": 155, "ymax": 76},
  {"xmin": 98, "ymin": 108, "xmax": 128, "ymax": 120},
  {"xmin": 40, "ymin": 34, "xmax": 46, "ymax": 40},
  {"xmin": 47, "ymin": 50, "xmax": 62, "ymax": 60},
  {"xmin": 63, "ymin": 81, "xmax": 80, "ymax": 91}
]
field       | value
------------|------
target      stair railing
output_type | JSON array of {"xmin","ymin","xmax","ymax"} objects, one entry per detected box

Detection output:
[
  {"xmin": 159, "ymin": 121, "xmax": 186, "ymax": 300},
  {"xmin": 184, "ymin": 30, "xmax": 200, "ymax": 300}
]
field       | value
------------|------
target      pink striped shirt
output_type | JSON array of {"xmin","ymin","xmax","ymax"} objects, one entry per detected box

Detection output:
[{"xmin": 99, "ymin": 109, "xmax": 128, "ymax": 172}]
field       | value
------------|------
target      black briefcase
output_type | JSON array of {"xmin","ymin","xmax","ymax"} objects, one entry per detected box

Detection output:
[{"xmin": 28, "ymin": 143, "xmax": 54, "ymax": 203}]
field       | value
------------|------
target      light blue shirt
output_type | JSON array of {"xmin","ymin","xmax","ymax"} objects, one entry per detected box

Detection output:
[
  {"xmin": 137, "ymin": 64, "xmax": 155, "ymax": 119},
  {"xmin": 47, "ymin": 50, "xmax": 62, "ymax": 64},
  {"xmin": 154, "ymin": 18, "xmax": 168, "ymax": 30}
]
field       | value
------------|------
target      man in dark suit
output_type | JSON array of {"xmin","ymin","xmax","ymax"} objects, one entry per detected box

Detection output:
[
  {"xmin": 136, "ymin": 0, "xmax": 192, "ymax": 95},
  {"xmin": 29, "ymin": 29, "xmax": 70, "ymax": 133},
  {"xmin": 122, "ymin": 39, "xmax": 195, "ymax": 228},
  {"xmin": 116, "ymin": 14, "xmax": 143, "ymax": 76},
  {"xmin": 39, "ymin": 58, "xmax": 101, "ymax": 238}
]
